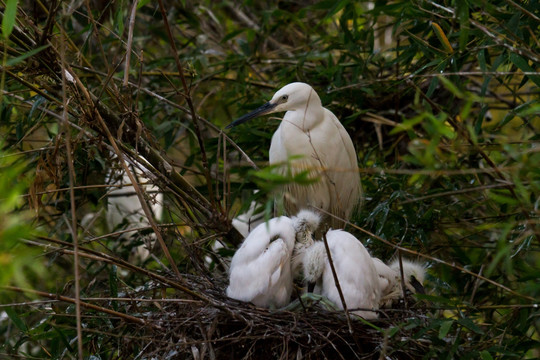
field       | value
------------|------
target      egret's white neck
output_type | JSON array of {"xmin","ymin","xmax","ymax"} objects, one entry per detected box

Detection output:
[{"xmin": 283, "ymin": 94, "xmax": 324, "ymax": 132}]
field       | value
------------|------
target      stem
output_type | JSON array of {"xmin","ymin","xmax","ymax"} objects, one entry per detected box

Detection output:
[
  {"xmin": 156, "ymin": 0, "xmax": 218, "ymax": 211},
  {"xmin": 322, "ymin": 232, "xmax": 354, "ymax": 334},
  {"xmin": 59, "ymin": 32, "xmax": 83, "ymax": 359}
]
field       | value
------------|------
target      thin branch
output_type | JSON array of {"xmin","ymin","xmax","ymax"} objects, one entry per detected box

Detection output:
[
  {"xmin": 34, "ymin": 236, "xmax": 244, "ymax": 319},
  {"xmin": 124, "ymin": 0, "xmax": 139, "ymax": 87},
  {"xmin": 70, "ymin": 63, "xmax": 260, "ymax": 171},
  {"xmin": 156, "ymin": 0, "xmax": 218, "ymax": 211},
  {"xmin": 1, "ymin": 286, "xmax": 157, "ymax": 329},
  {"xmin": 59, "ymin": 58, "xmax": 184, "ymax": 281},
  {"xmin": 59, "ymin": 29, "xmax": 83, "ymax": 360},
  {"xmin": 316, "ymin": 207, "xmax": 537, "ymax": 302},
  {"xmin": 399, "ymin": 182, "xmax": 514, "ymax": 204},
  {"xmin": 407, "ymin": 78, "xmax": 540, "ymax": 244},
  {"xmin": 322, "ymin": 232, "xmax": 354, "ymax": 334}
]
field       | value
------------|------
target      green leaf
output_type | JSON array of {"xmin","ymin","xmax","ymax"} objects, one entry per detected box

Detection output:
[
  {"xmin": 5, "ymin": 306, "xmax": 27, "ymax": 332},
  {"xmin": 137, "ymin": 0, "xmax": 152, "ymax": 9},
  {"xmin": 510, "ymin": 53, "xmax": 540, "ymax": 88},
  {"xmin": 438, "ymin": 76, "xmax": 464, "ymax": 98},
  {"xmin": 456, "ymin": 0, "xmax": 469, "ymax": 51},
  {"xmin": 439, "ymin": 320, "xmax": 453, "ymax": 339},
  {"xmin": 457, "ymin": 317, "xmax": 485, "ymax": 335},
  {"xmin": 390, "ymin": 113, "xmax": 425, "ymax": 134},
  {"xmin": 480, "ymin": 350, "xmax": 494, "ymax": 360},
  {"xmin": 2, "ymin": 0, "xmax": 19, "ymax": 39},
  {"xmin": 488, "ymin": 190, "xmax": 519, "ymax": 205},
  {"xmin": 6, "ymin": 44, "xmax": 50, "ymax": 67},
  {"xmin": 387, "ymin": 326, "xmax": 400, "ymax": 337}
]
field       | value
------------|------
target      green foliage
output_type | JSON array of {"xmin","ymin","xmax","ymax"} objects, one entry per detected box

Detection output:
[
  {"xmin": 0, "ymin": 0, "xmax": 539, "ymax": 358},
  {"xmin": 1, "ymin": 0, "xmax": 19, "ymax": 39},
  {"xmin": 0, "ymin": 147, "xmax": 41, "ymax": 290}
]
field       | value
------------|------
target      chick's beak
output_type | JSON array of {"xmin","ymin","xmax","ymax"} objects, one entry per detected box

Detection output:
[{"xmin": 410, "ymin": 276, "xmax": 425, "ymax": 294}]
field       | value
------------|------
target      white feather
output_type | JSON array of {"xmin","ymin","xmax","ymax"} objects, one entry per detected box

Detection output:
[
  {"xmin": 377, "ymin": 258, "xmax": 427, "ymax": 307},
  {"xmin": 233, "ymin": 82, "xmax": 362, "ymax": 227},
  {"xmin": 227, "ymin": 216, "xmax": 296, "ymax": 308},
  {"xmin": 106, "ymin": 159, "xmax": 163, "ymax": 259},
  {"xmin": 291, "ymin": 209, "xmax": 322, "ymax": 273},
  {"xmin": 301, "ymin": 230, "xmax": 381, "ymax": 319}
]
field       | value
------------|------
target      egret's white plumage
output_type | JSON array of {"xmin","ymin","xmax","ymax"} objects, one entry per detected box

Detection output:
[
  {"xmin": 301, "ymin": 230, "xmax": 381, "ymax": 319},
  {"xmin": 107, "ymin": 161, "xmax": 163, "ymax": 258},
  {"xmin": 372, "ymin": 257, "xmax": 399, "ymax": 300},
  {"xmin": 228, "ymin": 83, "xmax": 361, "ymax": 227},
  {"xmin": 291, "ymin": 209, "xmax": 322, "ymax": 273},
  {"xmin": 226, "ymin": 216, "xmax": 296, "ymax": 308},
  {"xmin": 227, "ymin": 210, "xmax": 322, "ymax": 308},
  {"xmin": 376, "ymin": 258, "xmax": 426, "ymax": 307},
  {"xmin": 231, "ymin": 198, "xmax": 265, "ymax": 238}
]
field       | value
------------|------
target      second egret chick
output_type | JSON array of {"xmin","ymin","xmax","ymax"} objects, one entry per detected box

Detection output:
[
  {"xmin": 291, "ymin": 209, "xmax": 322, "ymax": 274},
  {"xmin": 379, "ymin": 258, "xmax": 426, "ymax": 307},
  {"xmin": 301, "ymin": 230, "xmax": 381, "ymax": 319},
  {"xmin": 372, "ymin": 257, "xmax": 399, "ymax": 301},
  {"xmin": 227, "ymin": 216, "xmax": 296, "ymax": 308}
]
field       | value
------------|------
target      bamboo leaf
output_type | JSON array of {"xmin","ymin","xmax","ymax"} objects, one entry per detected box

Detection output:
[
  {"xmin": 510, "ymin": 53, "xmax": 540, "ymax": 88},
  {"xmin": 5, "ymin": 307, "xmax": 27, "ymax": 332},
  {"xmin": 431, "ymin": 22, "xmax": 453, "ymax": 54},
  {"xmin": 438, "ymin": 320, "xmax": 453, "ymax": 339},
  {"xmin": 2, "ymin": 0, "xmax": 19, "ymax": 39},
  {"xmin": 6, "ymin": 44, "xmax": 50, "ymax": 67}
]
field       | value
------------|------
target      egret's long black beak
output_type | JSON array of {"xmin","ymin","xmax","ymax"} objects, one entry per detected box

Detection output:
[
  {"xmin": 225, "ymin": 102, "xmax": 277, "ymax": 129},
  {"xmin": 410, "ymin": 276, "xmax": 425, "ymax": 294}
]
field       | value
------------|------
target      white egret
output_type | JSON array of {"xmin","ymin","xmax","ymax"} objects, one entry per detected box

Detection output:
[
  {"xmin": 226, "ymin": 216, "xmax": 296, "ymax": 308},
  {"xmin": 227, "ymin": 82, "xmax": 361, "ymax": 227},
  {"xmin": 291, "ymin": 209, "xmax": 322, "ymax": 275},
  {"xmin": 300, "ymin": 229, "xmax": 381, "ymax": 319},
  {"xmin": 231, "ymin": 193, "xmax": 265, "ymax": 238},
  {"xmin": 375, "ymin": 258, "xmax": 426, "ymax": 307},
  {"xmin": 226, "ymin": 210, "xmax": 321, "ymax": 308},
  {"xmin": 107, "ymin": 161, "xmax": 163, "ymax": 259},
  {"xmin": 372, "ymin": 257, "xmax": 399, "ymax": 302}
]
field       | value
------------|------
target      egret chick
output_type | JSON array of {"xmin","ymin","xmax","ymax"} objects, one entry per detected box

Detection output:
[
  {"xmin": 226, "ymin": 216, "xmax": 296, "ymax": 308},
  {"xmin": 372, "ymin": 257, "xmax": 399, "ymax": 300},
  {"xmin": 378, "ymin": 258, "xmax": 426, "ymax": 307},
  {"xmin": 291, "ymin": 209, "xmax": 322, "ymax": 273},
  {"xmin": 227, "ymin": 83, "xmax": 361, "ymax": 227},
  {"xmin": 301, "ymin": 230, "xmax": 381, "ymax": 319}
]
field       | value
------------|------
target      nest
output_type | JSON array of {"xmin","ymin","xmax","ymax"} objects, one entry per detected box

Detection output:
[{"xmin": 99, "ymin": 272, "xmax": 429, "ymax": 359}]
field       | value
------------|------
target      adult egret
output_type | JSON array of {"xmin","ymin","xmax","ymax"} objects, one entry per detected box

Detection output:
[
  {"xmin": 227, "ymin": 210, "xmax": 321, "ymax": 308},
  {"xmin": 107, "ymin": 161, "xmax": 163, "ymax": 259},
  {"xmin": 227, "ymin": 82, "xmax": 361, "ymax": 227},
  {"xmin": 374, "ymin": 258, "xmax": 426, "ymax": 307},
  {"xmin": 300, "ymin": 230, "xmax": 381, "ymax": 319}
]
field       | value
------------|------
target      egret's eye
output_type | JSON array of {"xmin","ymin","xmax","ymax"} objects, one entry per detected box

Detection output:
[{"xmin": 281, "ymin": 95, "xmax": 288, "ymax": 102}]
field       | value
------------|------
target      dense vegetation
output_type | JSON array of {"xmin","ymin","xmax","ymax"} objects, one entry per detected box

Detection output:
[{"xmin": 0, "ymin": 0, "xmax": 538, "ymax": 358}]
